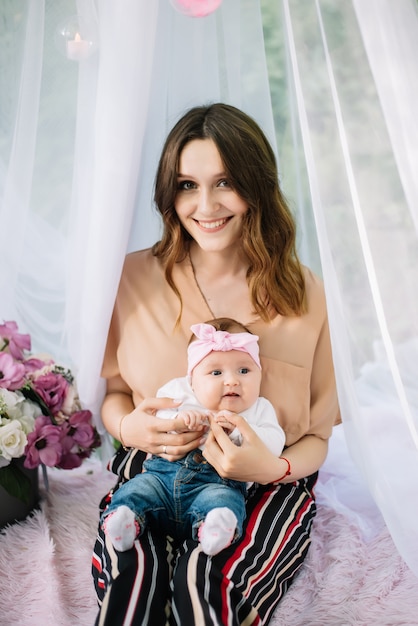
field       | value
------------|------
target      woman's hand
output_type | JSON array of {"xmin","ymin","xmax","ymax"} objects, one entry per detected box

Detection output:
[
  {"xmin": 203, "ymin": 412, "xmax": 329, "ymax": 484},
  {"xmin": 120, "ymin": 397, "xmax": 207, "ymax": 461},
  {"xmin": 202, "ymin": 413, "xmax": 284, "ymax": 484}
]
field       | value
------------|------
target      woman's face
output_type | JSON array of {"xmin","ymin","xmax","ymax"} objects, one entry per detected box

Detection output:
[{"xmin": 174, "ymin": 139, "xmax": 249, "ymax": 254}]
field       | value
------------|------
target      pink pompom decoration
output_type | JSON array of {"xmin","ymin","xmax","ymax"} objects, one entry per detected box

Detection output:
[{"xmin": 170, "ymin": 0, "xmax": 222, "ymax": 18}]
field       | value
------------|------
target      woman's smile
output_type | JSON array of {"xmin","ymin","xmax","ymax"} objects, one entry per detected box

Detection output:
[{"xmin": 194, "ymin": 217, "xmax": 232, "ymax": 231}]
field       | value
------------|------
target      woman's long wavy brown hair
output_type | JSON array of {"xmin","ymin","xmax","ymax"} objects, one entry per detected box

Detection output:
[{"xmin": 152, "ymin": 103, "xmax": 306, "ymax": 321}]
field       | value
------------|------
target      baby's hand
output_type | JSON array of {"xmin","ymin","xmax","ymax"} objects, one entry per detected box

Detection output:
[
  {"xmin": 213, "ymin": 410, "xmax": 237, "ymax": 434},
  {"xmin": 178, "ymin": 410, "xmax": 210, "ymax": 431}
]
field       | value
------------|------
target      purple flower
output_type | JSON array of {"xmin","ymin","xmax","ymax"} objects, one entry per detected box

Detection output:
[
  {"xmin": 0, "ymin": 352, "xmax": 26, "ymax": 390},
  {"xmin": 68, "ymin": 410, "xmax": 98, "ymax": 449},
  {"xmin": 32, "ymin": 372, "xmax": 69, "ymax": 415},
  {"xmin": 55, "ymin": 410, "xmax": 99, "ymax": 469},
  {"xmin": 24, "ymin": 357, "xmax": 52, "ymax": 373},
  {"xmin": 23, "ymin": 414, "xmax": 63, "ymax": 469},
  {"xmin": 56, "ymin": 449, "xmax": 83, "ymax": 470},
  {"xmin": 0, "ymin": 320, "xmax": 31, "ymax": 360}
]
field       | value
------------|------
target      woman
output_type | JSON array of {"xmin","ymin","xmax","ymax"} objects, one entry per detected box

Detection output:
[{"xmin": 92, "ymin": 103, "xmax": 339, "ymax": 625}]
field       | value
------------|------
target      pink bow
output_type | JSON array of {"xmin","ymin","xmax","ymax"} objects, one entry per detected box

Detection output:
[{"xmin": 187, "ymin": 323, "xmax": 261, "ymax": 374}]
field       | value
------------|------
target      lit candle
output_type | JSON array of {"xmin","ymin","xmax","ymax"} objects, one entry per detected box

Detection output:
[{"xmin": 66, "ymin": 32, "xmax": 90, "ymax": 61}]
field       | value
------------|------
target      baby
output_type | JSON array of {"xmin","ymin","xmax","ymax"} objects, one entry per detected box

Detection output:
[{"xmin": 102, "ymin": 318, "xmax": 285, "ymax": 555}]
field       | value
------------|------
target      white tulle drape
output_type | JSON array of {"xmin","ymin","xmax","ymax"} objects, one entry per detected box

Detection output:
[
  {"xmin": 1, "ymin": 0, "xmax": 418, "ymax": 575},
  {"xmin": 66, "ymin": 0, "xmax": 275, "ymax": 460},
  {"xmin": 0, "ymin": 1, "xmax": 45, "ymax": 322},
  {"xmin": 281, "ymin": 0, "xmax": 418, "ymax": 575},
  {"xmin": 65, "ymin": 0, "xmax": 160, "ymax": 457}
]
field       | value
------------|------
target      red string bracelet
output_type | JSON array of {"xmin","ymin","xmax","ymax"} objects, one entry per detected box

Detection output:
[{"xmin": 275, "ymin": 456, "xmax": 291, "ymax": 483}]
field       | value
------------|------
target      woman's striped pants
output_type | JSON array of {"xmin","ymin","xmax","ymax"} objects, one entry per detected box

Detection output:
[{"xmin": 92, "ymin": 471, "xmax": 317, "ymax": 626}]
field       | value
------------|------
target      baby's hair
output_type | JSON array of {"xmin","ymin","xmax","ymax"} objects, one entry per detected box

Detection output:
[{"xmin": 188, "ymin": 317, "xmax": 253, "ymax": 346}]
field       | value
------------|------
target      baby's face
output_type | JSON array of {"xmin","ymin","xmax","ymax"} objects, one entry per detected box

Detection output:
[{"xmin": 190, "ymin": 349, "xmax": 262, "ymax": 413}]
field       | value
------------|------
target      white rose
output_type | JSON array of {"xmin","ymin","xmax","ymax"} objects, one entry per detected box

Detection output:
[
  {"xmin": 0, "ymin": 420, "xmax": 28, "ymax": 461},
  {"xmin": 18, "ymin": 397, "xmax": 40, "ymax": 418},
  {"xmin": 2, "ymin": 391, "xmax": 39, "ymax": 431},
  {"xmin": 20, "ymin": 396, "xmax": 34, "ymax": 413},
  {"xmin": 16, "ymin": 410, "xmax": 36, "ymax": 434},
  {"xmin": 0, "ymin": 388, "xmax": 22, "ymax": 410}
]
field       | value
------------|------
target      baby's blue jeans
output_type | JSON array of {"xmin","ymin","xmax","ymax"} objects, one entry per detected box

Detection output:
[{"xmin": 102, "ymin": 449, "xmax": 247, "ymax": 542}]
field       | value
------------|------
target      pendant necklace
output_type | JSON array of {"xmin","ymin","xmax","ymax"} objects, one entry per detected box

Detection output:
[{"xmin": 189, "ymin": 253, "xmax": 216, "ymax": 319}]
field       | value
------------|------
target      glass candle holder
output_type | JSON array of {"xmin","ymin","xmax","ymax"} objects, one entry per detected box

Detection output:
[{"xmin": 54, "ymin": 14, "xmax": 99, "ymax": 62}]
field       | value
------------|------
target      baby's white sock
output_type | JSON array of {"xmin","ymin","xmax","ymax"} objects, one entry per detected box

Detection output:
[
  {"xmin": 198, "ymin": 507, "xmax": 238, "ymax": 556},
  {"xmin": 103, "ymin": 505, "xmax": 139, "ymax": 552}
]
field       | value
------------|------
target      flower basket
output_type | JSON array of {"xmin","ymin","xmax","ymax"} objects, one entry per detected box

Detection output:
[
  {"xmin": 0, "ymin": 457, "xmax": 40, "ymax": 528},
  {"xmin": 0, "ymin": 320, "xmax": 100, "ymax": 514}
]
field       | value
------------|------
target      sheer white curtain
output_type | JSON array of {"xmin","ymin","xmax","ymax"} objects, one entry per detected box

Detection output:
[
  {"xmin": 0, "ymin": 2, "xmax": 45, "ymax": 323},
  {"xmin": 0, "ymin": 0, "xmax": 274, "ymax": 449},
  {"xmin": 281, "ymin": 0, "xmax": 418, "ymax": 575},
  {"xmin": 66, "ymin": 0, "xmax": 275, "ymax": 456},
  {"xmin": 1, "ymin": 0, "xmax": 418, "ymax": 576},
  {"xmin": 65, "ymin": 0, "xmax": 160, "ymax": 451}
]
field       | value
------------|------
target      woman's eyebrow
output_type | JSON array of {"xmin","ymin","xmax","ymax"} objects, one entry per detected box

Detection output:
[{"xmin": 177, "ymin": 171, "xmax": 227, "ymax": 178}]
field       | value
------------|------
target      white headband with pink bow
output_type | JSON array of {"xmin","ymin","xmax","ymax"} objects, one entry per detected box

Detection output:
[{"xmin": 187, "ymin": 323, "xmax": 261, "ymax": 375}]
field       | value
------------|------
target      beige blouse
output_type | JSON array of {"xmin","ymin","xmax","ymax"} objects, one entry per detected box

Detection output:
[{"xmin": 102, "ymin": 249, "xmax": 340, "ymax": 446}]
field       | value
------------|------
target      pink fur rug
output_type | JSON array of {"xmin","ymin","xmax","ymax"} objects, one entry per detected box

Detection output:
[{"xmin": 1, "ymin": 450, "xmax": 418, "ymax": 626}]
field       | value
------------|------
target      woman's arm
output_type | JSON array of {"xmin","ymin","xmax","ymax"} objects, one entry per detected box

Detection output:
[{"xmin": 203, "ymin": 413, "xmax": 328, "ymax": 484}]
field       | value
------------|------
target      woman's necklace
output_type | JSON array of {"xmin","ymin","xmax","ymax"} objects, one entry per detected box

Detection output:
[{"xmin": 189, "ymin": 253, "xmax": 216, "ymax": 319}]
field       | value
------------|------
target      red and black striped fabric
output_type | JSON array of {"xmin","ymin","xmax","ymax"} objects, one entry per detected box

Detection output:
[{"xmin": 92, "ymin": 454, "xmax": 317, "ymax": 626}]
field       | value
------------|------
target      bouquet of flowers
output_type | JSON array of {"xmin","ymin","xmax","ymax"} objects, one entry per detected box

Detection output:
[{"xmin": 0, "ymin": 320, "xmax": 100, "ymax": 503}]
